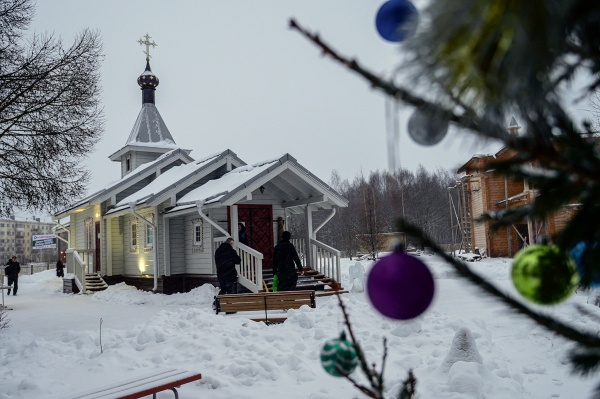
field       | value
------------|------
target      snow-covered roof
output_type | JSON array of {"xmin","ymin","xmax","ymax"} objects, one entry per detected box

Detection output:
[
  {"xmin": 177, "ymin": 159, "xmax": 280, "ymax": 205},
  {"xmin": 54, "ymin": 148, "xmax": 193, "ymax": 217},
  {"xmin": 171, "ymin": 153, "xmax": 349, "ymax": 211},
  {"xmin": 115, "ymin": 150, "xmax": 241, "ymax": 207},
  {"xmin": 126, "ymin": 103, "xmax": 175, "ymax": 145}
]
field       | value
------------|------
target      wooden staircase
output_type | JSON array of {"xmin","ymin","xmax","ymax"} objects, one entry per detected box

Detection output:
[
  {"xmin": 246, "ymin": 268, "xmax": 346, "ymax": 297},
  {"xmin": 85, "ymin": 273, "xmax": 108, "ymax": 293}
]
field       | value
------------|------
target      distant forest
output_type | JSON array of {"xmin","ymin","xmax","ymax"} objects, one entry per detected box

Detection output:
[{"xmin": 288, "ymin": 167, "xmax": 458, "ymax": 258}]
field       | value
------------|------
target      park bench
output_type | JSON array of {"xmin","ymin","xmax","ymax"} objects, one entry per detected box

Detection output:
[
  {"xmin": 214, "ymin": 290, "xmax": 316, "ymax": 324},
  {"xmin": 62, "ymin": 368, "xmax": 201, "ymax": 399}
]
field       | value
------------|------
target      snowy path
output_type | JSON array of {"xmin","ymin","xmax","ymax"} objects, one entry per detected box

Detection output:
[{"xmin": 0, "ymin": 257, "xmax": 598, "ymax": 398}]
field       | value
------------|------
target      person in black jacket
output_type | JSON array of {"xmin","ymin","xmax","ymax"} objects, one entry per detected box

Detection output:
[
  {"xmin": 238, "ymin": 223, "xmax": 249, "ymax": 246},
  {"xmin": 5, "ymin": 256, "xmax": 20, "ymax": 296},
  {"xmin": 214, "ymin": 238, "xmax": 241, "ymax": 295},
  {"xmin": 56, "ymin": 258, "xmax": 65, "ymax": 278},
  {"xmin": 273, "ymin": 231, "xmax": 304, "ymax": 291}
]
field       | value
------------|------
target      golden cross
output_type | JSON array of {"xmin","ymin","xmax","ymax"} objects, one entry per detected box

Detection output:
[{"xmin": 137, "ymin": 33, "xmax": 157, "ymax": 61}]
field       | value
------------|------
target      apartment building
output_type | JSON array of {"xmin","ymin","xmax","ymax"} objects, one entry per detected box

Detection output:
[{"xmin": 0, "ymin": 217, "xmax": 56, "ymax": 263}]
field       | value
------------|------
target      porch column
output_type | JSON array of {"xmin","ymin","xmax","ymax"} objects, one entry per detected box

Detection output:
[
  {"xmin": 304, "ymin": 205, "xmax": 314, "ymax": 268},
  {"xmin": 164, "ymin": 217, "xmax": 171, "ymax": 276},
  {"xmin": 231, "ymin": 205, "xmax": 239, "ymax": 242},
  {"xmin": 106, "ymin": 218, "xmax": 113, "ymax": 276}
]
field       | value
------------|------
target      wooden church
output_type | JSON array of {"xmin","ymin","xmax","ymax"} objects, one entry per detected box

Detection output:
[{"xmin": 53, "ymin": 52, "xmax": 348, "ymax": 295}]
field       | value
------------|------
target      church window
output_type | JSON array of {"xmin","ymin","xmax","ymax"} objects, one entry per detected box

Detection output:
[
  {"xmin": 143, "ymin": 214, "xmax": 154, "ymax": 249},
  {"xmin": 126, "ymin": 155, "xmax": 131, "ymax": 172},
  {"xmin": 84, "ymin": 218, "xmax": 93, "ymax": 249},
  {"xmin": 191, "ymin": 219, "xmax": 203, "ymax": 252},
  {"xmin": 130, "ymin": 222, "xmax": 137, "ymax": 249}
]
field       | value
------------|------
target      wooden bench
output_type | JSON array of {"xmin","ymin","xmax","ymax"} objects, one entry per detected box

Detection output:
[
  {"xmin": 63, "ymin": 368, "xmax": 201, "ymax": 399},
  {"xmin": 215, "ymin": 290, "xmax": 316, "ymax": 324}
]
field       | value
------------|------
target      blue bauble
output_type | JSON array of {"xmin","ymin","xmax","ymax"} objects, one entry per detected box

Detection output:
[
  {"xmin": 375, "ymin": 0, "xmax": 419, "ymax": 42},
  {"xmin": 570, "ymin": 241, "xmax": 600, "ymax": 287}
]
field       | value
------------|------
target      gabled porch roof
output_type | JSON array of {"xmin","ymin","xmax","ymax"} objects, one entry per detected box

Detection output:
[
  {"xmin": 168, "ymin": 154, "xmax": 348, "ymax": 214},
  {"xmin": 106, "ymin": 150, "xmax": 246, "ymax": 214},
  {"xmin": 53, "ymin": 148, "xmax": 194, "ymax": 218}
]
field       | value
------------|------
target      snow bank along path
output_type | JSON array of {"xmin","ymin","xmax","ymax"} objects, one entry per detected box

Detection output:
[{"xmin": 0, "ymin": 257, "xmax": 598, "ymax": 398}]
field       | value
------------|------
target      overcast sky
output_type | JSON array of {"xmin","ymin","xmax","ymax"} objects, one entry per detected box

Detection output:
[{"xmin": 27, "ymin": 0, "xmax": 589, "ymax": 210}]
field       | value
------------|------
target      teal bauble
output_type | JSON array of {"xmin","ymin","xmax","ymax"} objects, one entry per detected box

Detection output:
[
  {"xmin": 320, "ymin": 333, "xmax": 358, "ymax": 377},
  {"xmin": 511, "ymin": 244, "xmax": 579, "ymax": 305}
]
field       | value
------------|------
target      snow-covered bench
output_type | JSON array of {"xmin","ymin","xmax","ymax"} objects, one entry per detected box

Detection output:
[
  {"xmin": 215, "ymin": 290, "xmax": 316, "ymax": 324},
  {"xmin": 63, "ymin": 368, "xmax": 201, "ymax": 399}
]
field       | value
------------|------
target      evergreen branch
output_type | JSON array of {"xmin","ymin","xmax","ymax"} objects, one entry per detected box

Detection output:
[
  {"xmin": 396, "ymin": 218, "xmax": 600, "ymax": 349},
  {"xmin": 398, "ymin": 370, "xmax": 417, "ymax": 399}
]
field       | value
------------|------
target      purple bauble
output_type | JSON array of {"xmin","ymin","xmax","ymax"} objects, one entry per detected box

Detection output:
[{"xmin": 367, "ymin": 251, "xmax": 434, "ymax": 320}]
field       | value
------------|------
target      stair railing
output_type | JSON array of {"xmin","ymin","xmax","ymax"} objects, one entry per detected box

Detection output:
[
  {"xmin": 233, "ymin": 242, "xmax": 263, "ymax": 293},
  {"xmin": 309, "ymin": 238, "xmax": 341, "ymax": 285},
  {"xmin": 291, "ymin": 238, "xmax": 306, "ymax": 267},
  {"xmin": 66, "ymin": 249, "xmax": 86, "ymax": 293}
]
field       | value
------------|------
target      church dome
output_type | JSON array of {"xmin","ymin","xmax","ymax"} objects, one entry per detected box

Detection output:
[{"xmin": 137, "ymin": 61, "xmax": 159, "ymax": 89}]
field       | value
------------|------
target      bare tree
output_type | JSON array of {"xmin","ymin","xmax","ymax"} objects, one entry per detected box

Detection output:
[{"xmin": 0, "ymin": 0, "xmax": 104, "ymax": 216}]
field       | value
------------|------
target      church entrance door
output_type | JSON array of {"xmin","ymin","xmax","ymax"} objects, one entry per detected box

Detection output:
[{"xmin": 237, "ymin": 205, "xmax": 273, "ymax": 268}]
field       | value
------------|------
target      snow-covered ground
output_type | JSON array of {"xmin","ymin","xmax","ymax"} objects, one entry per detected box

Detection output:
[{"xmin": 0, "ymin": 256, "xmax": 598, "ymax": 398}]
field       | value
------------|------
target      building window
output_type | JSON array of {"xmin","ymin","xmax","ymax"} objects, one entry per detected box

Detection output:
[
  {"xmin": 191, "ymin": 218, "xmax": 203, "ymax": 252},
  {"xmin": 130, "ymin": 222, "xmax": 137, "ymax": 249},
  {"xmin": 126, "ymin": 155, "xmax": 131, "ymax": 172},
  {"xmin": 84, "ymin": 218, "xmax": 93, "ymax": 249},
  {"xmin": 146, "ymin": 224, "xmax": 153, "ymax": 247}
]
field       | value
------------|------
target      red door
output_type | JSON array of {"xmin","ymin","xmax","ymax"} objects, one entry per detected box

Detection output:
[
  {"xmin": 237, "ymin": 205, "xmax": 274, "ymax": 268},
  {"xmin": 95, "ymin": 222, "xmax": 101, "ymax": 273}
]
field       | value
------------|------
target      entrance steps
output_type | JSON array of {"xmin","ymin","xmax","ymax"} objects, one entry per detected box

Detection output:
[{"xmin": 85, "ymin": 273, "xmax": 108, "ymax": 293}]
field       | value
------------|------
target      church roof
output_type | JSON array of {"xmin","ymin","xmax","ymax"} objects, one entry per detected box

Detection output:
[{"xmin": 126, "ymin": 103, "xmax": 176, "ymax": 146}]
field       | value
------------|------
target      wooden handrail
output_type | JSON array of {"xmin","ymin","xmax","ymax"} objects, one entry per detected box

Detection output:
[
  {"xmin": 234, "ymin": 242, "xmax": 264, "ymax": 259},
  {"xmin": 310, "ymin": 238, "xmax": 341, "ymax": 256}
]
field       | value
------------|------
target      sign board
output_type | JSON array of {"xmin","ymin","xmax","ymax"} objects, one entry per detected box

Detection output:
[{"xmin": 32, "ymin": 234, "xmax": 57, "ymax": 249}]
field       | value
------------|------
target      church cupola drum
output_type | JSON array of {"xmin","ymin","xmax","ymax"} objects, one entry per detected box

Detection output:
[{"xmin": 138, "ymin": 61, "xmax": 159, "ymax": 104}]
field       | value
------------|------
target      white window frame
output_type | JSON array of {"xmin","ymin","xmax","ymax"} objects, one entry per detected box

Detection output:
[
  {"xmin": 84, "ymin": 218, "xmax": 94, "ymax": 249},
  {"xmin": 191, "ymin": 218, "xmax": 203, "ymax": 252},
  {"xmin": 144, "ymin": 213, "xmax": 154, "ymax": 249},
  {"xmin": 130, "ymin": 221, "xmax": 138, "ymax": 250}
]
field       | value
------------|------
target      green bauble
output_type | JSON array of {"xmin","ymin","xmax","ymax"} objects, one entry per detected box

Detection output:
[
  {"xmin": 511, "ymin": 244, "xmax": 579, "ymax": 305},
  {"xmin": 320, "ymin": 334, "xmax": 358, "ymax": 377}
]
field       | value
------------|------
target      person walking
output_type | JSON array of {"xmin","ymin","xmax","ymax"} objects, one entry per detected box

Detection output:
[
  {"xmin": 5, "ymin": 256, "xmax": 20, "ymax": 296},
  {"xmin": 238, "ymin": 223, "xmax": 249, "ymax": 246},
  {"xmin": 56, "ymin": 258, "xmax": 65, "ymax": 278},
  {"xmin": 273, "ymin": 231, "xmax": 304, "ymax": 292},
  {"xmin": 214, "ymin": 237, "xmax": 241, "ymax": 295}
]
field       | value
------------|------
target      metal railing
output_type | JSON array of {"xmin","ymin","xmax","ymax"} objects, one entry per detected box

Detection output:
[{"xmin": 310, "ymin": 238, "xmax": 341, "ymax": 284}]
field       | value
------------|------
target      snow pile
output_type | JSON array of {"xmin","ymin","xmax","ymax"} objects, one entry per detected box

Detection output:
[
  {"xmin": 93, "ymin": 282, "xmax": 218, "ymax": 306},
  {"xmin": 15, "ymin": 269, "xmax": 63, "ymax": 294},
  {"xmin": 348, "ymin": 262, "xmax": 365, "ymax": 293}
]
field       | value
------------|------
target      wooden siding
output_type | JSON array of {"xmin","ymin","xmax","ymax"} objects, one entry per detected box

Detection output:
[
  {"xmin": 169, "ymin": 216, "xmax": 185, "ymax": 275},
  {"xmin": 71, "ymin": 205, "xmax": 100, "ymax": 250},
  {"xmin": 134, "ymin": 151, "xmax": 162, "ymax": 169},
  {"xmin": 110, "ymin": 216, "xmax": 125, "ymax": 275},
  {"xmin": 183, "ymin": 212, "xmax": 214, "ymax": 275},
  {"xmin": 469, "ymin": 179, "xmax": 487, "ymax": 251},
  {"xmin": 122, "ymin": 209, "xmax": 156, "ymax": 275}
]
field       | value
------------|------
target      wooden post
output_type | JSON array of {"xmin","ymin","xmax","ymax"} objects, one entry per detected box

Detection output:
[
  {"xmin": 504, "ymin": 177, "xmax": 512, "ymax": 257},
  {"xmin": 304, "ymin": 205, "xmax": 313, "ymax": 268},
  {"xmin": 163, "ymin": 217, "xmax": 170, "ymax": 276},
  {"xmin": 231, "ymin": 205, "xmax": 239, "ymax": 242}
]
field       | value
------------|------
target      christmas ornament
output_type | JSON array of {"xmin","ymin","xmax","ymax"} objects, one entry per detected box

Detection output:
[
  {"xmin": 570, "ymin": 241, "xmax": 600, "ymax": 287},
  {"xmin": 407, "ymin": 107, "xmax": 449, "ymax": 146},
  {"xmin": 366, "ymin": 250, "xmax": 435, "ymax": 320},
  {"xmin": 511, "ymin": 244, "xmax": 579, "ymax": 305},
  {"xmin": 320, "ymin": 332, "xmax": 358, "ymax": 377},
  {"xmin": 375, "ymin": 0, "xmax": 419, "ymax": 43}
]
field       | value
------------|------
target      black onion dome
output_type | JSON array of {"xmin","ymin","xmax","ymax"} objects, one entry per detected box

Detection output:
[{"xmin": 137, "ymin": 60, "xmax": 159, "ymax": 89}]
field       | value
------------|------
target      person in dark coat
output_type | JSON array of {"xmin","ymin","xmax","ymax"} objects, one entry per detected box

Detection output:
[
  {"xmin": 214, "ymin": 237, "xmax": 241, "ymax": 295},
  {"xmin": 273, "ymin": 231, "xmax": 304, "ymax": 291},
  {"xmin": 5, "ymin": 256, "xmax": 20, "ymax": 296},
  {"xmin": 56, "ymin": 258, "xmax": 65, "ymax": 278},
  {"xmin": 238, "ymin": 223, "xmax": 249, "ymax": 246}
]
